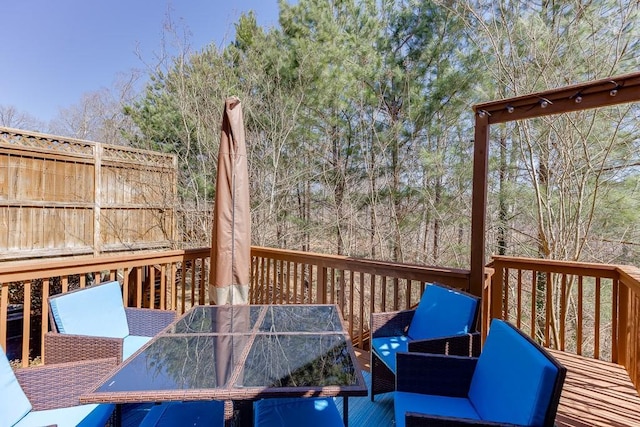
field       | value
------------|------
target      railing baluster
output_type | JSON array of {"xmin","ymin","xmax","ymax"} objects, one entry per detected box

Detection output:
[
  {"xmin": 380, "ymin": 276, "xmax": 386, "ymax": 312},
  {"xmin": 370, "ymin": 274, "xmax": 376, "ymax": 330},
  {"xmin": 41, "ymin": 278, "xmax": 49, "ymax": 362},
  {"xmin": 149, "ymin": 266, "xmax": 156, "ymax": 309},
  {"xmin": 266, "ymin": 258, "xmax": 272, "ymax": 304},
  {"xmin": 560, "ymin": 274, "xmax": 567, "ymax": 351},
  {"xmin": 349, "ymin": 270, "xmax": 354, "ymax": 341},
  {"xmin": 504, "ymin": 268, "xmax": 509, "ymax": 321},
  {"xmin": 159, "ymin": 264, "xmax": 166, "ymax": 310},
  {"xmin": 0, "ymin": 284, "xmax": 6, "ymax": 356},
  {"xmin": 199, "ymin": 257, "xmax": 206, "ymax": 306},
  {"xmin": 339, "ymin": 269, "xmax": 345, "ymax": 315},
  {"xmin": 293, "ymin": 261, "xmax": 299, "ymax": 304},
  {"xmin": 22, "ymin": 280, "xmax": 31, "ymax": 367},
  {"xmin": 190, "ymin": 260, "xmax": 196, "ymax": 308},
  {"xmin": 180, "ymin": 261, "xmax": 186, "ymax": 313},
  {"xmin": 612, "ymin": 277, "xmax": 619, "ymax": 363},
  {"xmin": 286, "ymin": 261, "xmax": 291, "ymax": 304},
  {"xmin": 595, "ymin": 277, "xmax": 601, "ymax": 359},
  {"xmin": 517, "ymin": 269, "xmax": 522, "ymax": 329},
  {"xmin": 359, "ymin": 271, "xmax": 364, "ymax": 350},
  {"xmin": 531, "ymin": 270, "xmax": 537, "ymax": 339},
  {"xmin": 578, "ymin": 275, "xmax": 584, "ymax": 355},
  {"xmin": 136, "ymin": 267, "xmax": 143, "ymax": 308},
  {"xmin": 545, "ymin": 271, "xmax": 552, "ymax": 348}
]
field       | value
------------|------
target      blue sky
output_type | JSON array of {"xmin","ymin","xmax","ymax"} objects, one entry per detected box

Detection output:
[{"xmin": 0, "ymin": 1, "xmax": 285, "ymax": 123}]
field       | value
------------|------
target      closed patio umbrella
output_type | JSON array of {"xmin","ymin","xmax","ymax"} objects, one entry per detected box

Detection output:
[{"xmin": 209, "ymin": 97, "xmax": 251, "ymax": 305}]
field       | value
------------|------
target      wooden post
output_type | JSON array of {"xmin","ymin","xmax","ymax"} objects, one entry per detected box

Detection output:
[
  {"xmin": 470, "ymin": 112, "xmax": 490, "ymax": 297},
  {"xmin": 617, "ymin": 279, "xmax": 629, "ymax": 367}
]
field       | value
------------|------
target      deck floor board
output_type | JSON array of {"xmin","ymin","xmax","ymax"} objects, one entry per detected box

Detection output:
[{"xmin": 120, "ymin": 349, "xmax": 640, "ymax": 426}]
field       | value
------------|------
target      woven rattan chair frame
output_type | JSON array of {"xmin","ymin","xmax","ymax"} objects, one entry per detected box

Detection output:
[
  {"xmin": 45, "ymin": 285, "xmax": 177, "ymax": 364},
  {"xmin": 14, "ymin": 357, "xmax": 117, "ymax": 411},
  {"xmin": 397, "ymin": 321, "xmax": 567, "ymax": 427},
  {"xmin": 369, "ymin": 283, "xmax": 481, "ymax": 401}
]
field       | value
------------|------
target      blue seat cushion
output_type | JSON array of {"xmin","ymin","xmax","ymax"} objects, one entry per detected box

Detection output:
[
  {"xmin": 13, "ymin": 403, "xmax": 115, "ymax": 427},
  {"xmin": 371, "ymin": 336, "xmax": 408, "ymax": 372},
  {"xmin": 50, "ymin": 281, "xmax": 130, "ymax": 338},
  {"xmin": 0, "ymin": 350, "xmax": 32, "ymax": 426},
  {"xmin": 394, "ymin": 392, "xmax": 480, "ymax": 427},
  {"xmin": 407, "ymin": 284, "xmax": 477, "ymax": 340},
  {"xmin": 123, "ymin": 335, "xmax": 153, "ymax": 360},
  {"xmin": 139, "ymin": 401, "xmax": 224, "ymax": 426},
  {"xmin": 468, "ymin": 319, "xmax": 559, "ymax": 426},
  {"xmin": 254, "ymin": 397, "xmax": 343, "ymax": 427}
]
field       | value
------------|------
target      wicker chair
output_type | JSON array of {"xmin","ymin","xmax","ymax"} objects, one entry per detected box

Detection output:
[
  {"xmin": 394, "ymin": 319, "xmax": 567, "ymax": 427},
  {"xmin": 1, "ymin": 347, "xmax": 116, "ymax": 427},
  {"xmin": 370, "ymin": 282, "xmax": 481, "ymax": 400},
  {"xmin": 44, "ymin": 281, "xmax": 177, "ymax": 364}
]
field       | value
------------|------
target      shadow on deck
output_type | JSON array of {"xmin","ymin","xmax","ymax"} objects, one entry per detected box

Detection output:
[
  {"xmin": 123, "ymin": 349, "xmax": 640, "ymax": 426},
  {"xmin": 549, "ymin": 350, "xmax": 640, "ymax": 427},
  {"xmin": 355, "ymin": 349, "xmax": 640, "ymax": 427}
]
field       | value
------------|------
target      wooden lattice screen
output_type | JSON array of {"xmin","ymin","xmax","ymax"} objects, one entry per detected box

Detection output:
[{"xmin": 0, "ymin": 127, "xmax": 177, "ymax": 260}]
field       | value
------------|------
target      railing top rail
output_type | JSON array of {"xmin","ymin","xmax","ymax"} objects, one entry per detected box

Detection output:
[
  {"xmin": 0, "ymin": 248, "xmax": 211, "ymax": 283},
  {"xmin": 252, "ymin": 246, "xmax": 470, "ymax": 284},
  {"xmin": 490, "ymin": 255, "xmax": 621, "ymax": 278}
]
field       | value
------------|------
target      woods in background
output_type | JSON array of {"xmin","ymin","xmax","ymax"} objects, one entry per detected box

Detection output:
[{"xmin": 7, "ymin": 0, "xmax": 639, "ymax": 270}]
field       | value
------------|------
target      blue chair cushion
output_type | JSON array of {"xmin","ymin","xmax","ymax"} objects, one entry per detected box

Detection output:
[
  {"xmin": 139, "ymin": 401, "xmax": 224, "ymax": 426},
  {"xmin": 13, "ymin": 402, "xmax": 115, "ymax": 427},
  {"xmin": 123, "ymin": 335, "xmax": 153, "ymax": 360},
  {"xmin": 407, "ymin": 284, "xmax": 477, "ymax": 341},
  {"xmin": 394, "ymin": 392, "xmax": 480, "ymax": 427},
  {"xmin": 468, "ymin": 319, "xmax": 559, "ymax": 426},
  {"xmin": 50, "ymin": 281, "xmax": 130, "ymax": 338},
  {"xmin": 0, "ymin": 350, "xmax": 32, "ymax": 426},
  {"xmin": 371, "ymin": 336, "xmax": 408, "ymax": 372},
  {"xmin": 254, "ymin": 397, "xmax": 343, "ymax": 427}
]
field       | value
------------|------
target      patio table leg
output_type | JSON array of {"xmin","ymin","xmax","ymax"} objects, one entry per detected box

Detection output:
[
  {"xmin": 234, "ymin": 400, "xmax": 254, "ymax": 427},
  {"xmin": 343, "ymin": 397, "xmax": 349, "ymax": 426},
  {"xmin": 114, "ymin": 403, "xmax": 122, "ymax": 427}
]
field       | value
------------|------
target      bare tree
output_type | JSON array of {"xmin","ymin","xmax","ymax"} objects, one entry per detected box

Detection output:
[
  {"xmin": 48, "ymin": 72, "xmax": 141, "ymax": 145},
  {"xmin": 0, "ymin": 105, "xmax": 44, "ymax": 131}
]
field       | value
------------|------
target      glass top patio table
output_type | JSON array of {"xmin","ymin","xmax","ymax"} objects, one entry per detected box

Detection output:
[{"xmin": 80, "ymin": 304, "xmax": 367, "ymax": 425}]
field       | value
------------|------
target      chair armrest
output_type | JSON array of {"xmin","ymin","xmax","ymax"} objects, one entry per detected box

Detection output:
[
  {"xmin": 396, "ymin": 352, "xmax": 477, "ymax": 397},
  {"xmin": 406, "ymin": 413, "xmax": 524, "ymax": 426},
  {"xmin": 408, "ymin": 332, "xmax": 481, "ymax": 357},
  {"xmin": 44, "ymin": 332, "xmax": 123, "ymax": 364},
  {"xmin": 371, "ymin": 309, "xmax": 415, "ymax": 338},
  {"xmin": 126, "ymin": 307, "xmax": 177, "ymax": 336},
  {"xmin": 15, "ymin": 357, "xmax": 117, "ymax": 411}
]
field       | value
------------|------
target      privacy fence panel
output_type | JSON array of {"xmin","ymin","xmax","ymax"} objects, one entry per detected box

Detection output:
[{"xmin": 0, "ymin": 127, "xmax": 177, "ymax": 260}]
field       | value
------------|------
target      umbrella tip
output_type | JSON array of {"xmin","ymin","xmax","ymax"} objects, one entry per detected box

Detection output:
[{"xmin": 226, "ymin": 96, "xmax": 241, "ymax": 108}]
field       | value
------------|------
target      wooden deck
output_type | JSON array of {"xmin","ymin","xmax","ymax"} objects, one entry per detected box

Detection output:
[
  {"xmin": 550, "ymin": 350, "xmax": 640, "ymax": 427},
  {"xmin": 355, "ymin": 349, "xmax": 640, "ymax": 426}
]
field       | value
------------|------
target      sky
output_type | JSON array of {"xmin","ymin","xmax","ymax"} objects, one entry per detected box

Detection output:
[{"xmin": 0, "ymin": 1, "xmax": 285, "ymax": 123}]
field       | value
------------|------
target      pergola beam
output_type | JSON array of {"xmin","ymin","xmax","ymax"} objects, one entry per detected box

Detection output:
[
  {"xmin": 474, "ymin": 72, "xmax": 640, "ymax": 124},
  {"xmin": 469, "ymin": 71, "xmax": 640, "ymax": 297}
]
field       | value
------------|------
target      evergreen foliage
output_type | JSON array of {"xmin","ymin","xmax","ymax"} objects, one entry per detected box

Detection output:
[{"xmin": 124, "ymin": 0, "xmax": 640, "ymax": 269}]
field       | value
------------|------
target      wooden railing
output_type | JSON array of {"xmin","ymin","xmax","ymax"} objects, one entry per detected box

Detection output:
[
  {"xmin": 0, "ymin": 246, "xmax": 471, "ymax": 366},
  {"xmin": 250, "ymin": 246, "xmax": 472, "ymax": 348},
  {"xmin": 486, "ymin": 255, "xmax": 640, "ymax": 392},
  {"xmin": 6, "ymin": 247, "xmax": 638, "ymax": 393},
  {"xmin": 0, "ymin": 248, "xmax": 212, "ymax": 366}
]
